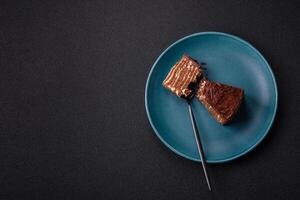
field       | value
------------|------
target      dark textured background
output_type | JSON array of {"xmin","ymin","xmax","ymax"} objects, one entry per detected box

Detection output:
[{"xmin": 0, "ymin": 0, "xmax": 299, "ymax": 199}]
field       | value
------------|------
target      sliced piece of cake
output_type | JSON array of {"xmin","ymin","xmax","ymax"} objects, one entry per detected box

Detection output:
[
  {"xmin": 196, "ymin": 78, "xmax": 244, "ymax": 125},
  {"xmin": 163, "ymin": 54, "xmax": 203, "ymax": 99}
]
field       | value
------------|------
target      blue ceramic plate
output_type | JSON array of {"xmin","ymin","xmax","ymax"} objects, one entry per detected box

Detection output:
[{"xmin": 145, "ymin": 32, "xmax": 278, "ymax": 163}]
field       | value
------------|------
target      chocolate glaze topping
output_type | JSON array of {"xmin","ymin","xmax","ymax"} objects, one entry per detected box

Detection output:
[
  {"xmin": 196, "ymin": 78, "xmax": 244, "ymax": 124},
  {"xmin": 162, "ymin": 54, "xmax": 244, "ymax": 125}
]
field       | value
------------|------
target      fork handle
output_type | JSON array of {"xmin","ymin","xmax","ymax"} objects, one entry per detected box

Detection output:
[{"xmin": 187, "ymin": 102, "xmax": 212, "ymax": 191}]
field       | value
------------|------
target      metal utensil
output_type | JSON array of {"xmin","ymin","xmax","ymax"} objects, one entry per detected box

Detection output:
[
  {"xmin": 180, "ymin": 64, "xmax": 212, "ymax": 191},
  {"xmin": 187, "ymin": 100, "xmax": 212, "ymax": 191}
]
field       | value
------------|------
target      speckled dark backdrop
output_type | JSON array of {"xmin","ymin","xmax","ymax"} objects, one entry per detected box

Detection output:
[{"xmin": 0, "ymin": 0, "xmax": 299, "ymax": 199}]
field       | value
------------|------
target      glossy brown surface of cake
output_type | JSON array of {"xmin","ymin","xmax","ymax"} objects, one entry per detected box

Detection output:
[
  {"xmin": 163, "ymin": 54, "xmax": 203, "ymax": 98},
  {"xmin": 196, "ymin": 78, "xmax": 244, "ymax": 124}
]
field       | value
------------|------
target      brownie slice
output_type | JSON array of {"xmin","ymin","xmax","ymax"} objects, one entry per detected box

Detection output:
[
  {"xmin": 163, "ymin": 54, "xmax": 203, "ymax": 99},
  {"xmin": 196, "ymin": 78, "xmax": 244, "ymax": 124}
]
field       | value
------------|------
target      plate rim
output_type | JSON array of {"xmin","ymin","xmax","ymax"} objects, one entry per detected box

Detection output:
[{"xmin": 145, "ymin": 31, "xmax": 278, "ymax": 163}]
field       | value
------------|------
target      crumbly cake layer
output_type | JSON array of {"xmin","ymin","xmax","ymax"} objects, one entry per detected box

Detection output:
[
  {"xmin": 163, "ymin": 54, "xmax": 202, "ymax": 98},
  {"xmin": 196, "ymin": 78, "xmax": 244, "ymax": 124}
]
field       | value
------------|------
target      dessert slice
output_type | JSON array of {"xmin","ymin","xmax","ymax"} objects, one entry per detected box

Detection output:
[
  {"xmin": 163, "ymin": 54, "xmax": 203, "ymax": 99},
  {"xmin": 196, "ymin": 78, "xmax": 244, "ymax": 125}
]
